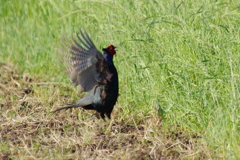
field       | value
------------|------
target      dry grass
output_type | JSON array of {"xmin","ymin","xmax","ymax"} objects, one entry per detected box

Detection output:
[{"xmin": 0, "ymin": 63, "xmax": 207, "ymax": 159}]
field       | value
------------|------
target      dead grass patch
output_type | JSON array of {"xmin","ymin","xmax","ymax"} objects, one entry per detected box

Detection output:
[{"xmin": 0, "ymin": 63, "xmax": 207, "ymax": 159}]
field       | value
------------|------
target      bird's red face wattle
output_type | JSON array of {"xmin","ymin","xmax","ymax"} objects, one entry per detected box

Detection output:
[{"xmin": 107, "ymin": 45, "xmax": 116, "ymax": 55}]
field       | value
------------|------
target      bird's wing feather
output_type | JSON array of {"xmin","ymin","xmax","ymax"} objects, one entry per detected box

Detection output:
[{"xmin": 60, "ymin": 30, "xmax": 111, "ymax": 92}]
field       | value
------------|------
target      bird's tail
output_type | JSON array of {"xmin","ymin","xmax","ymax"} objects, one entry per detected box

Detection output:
[{"xmin": 52, "ymin": 104, "xmax": 80, "ymax": 113}]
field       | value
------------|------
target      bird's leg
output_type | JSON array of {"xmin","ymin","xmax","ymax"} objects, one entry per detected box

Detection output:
[
  {"xmin": 105, "ymin": 112, "xmax": 111, "ymax": 119},
  {"xmin": 100, "ymin": 112, "xmax": 106, "ymax": 121},
  {"xmin": 92, "ymin": 112, "xmax": 106, "ymax": 121},
  {"xmin": 94, "ymin": 112, "xmax": 100, "ymax": 119}
]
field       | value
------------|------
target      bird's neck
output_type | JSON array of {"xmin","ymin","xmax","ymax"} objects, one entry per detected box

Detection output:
[{"xmin": 103, "ymin": 52, "xmax": 114, "ymax": 64}]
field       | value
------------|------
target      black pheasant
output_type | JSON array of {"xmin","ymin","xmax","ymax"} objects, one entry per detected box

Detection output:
[{"xmin": 53, "ymin": 30, "xmax": 119, "ymax": 120}]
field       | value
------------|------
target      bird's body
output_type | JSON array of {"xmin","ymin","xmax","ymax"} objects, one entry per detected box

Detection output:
[{"xmin": 53, "ymin": 30, "xmax": 118, "ymax": 120}]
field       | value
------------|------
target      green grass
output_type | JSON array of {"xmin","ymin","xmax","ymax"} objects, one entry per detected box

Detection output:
[{"xmin": 1, "ymin": 0, "xmax": 240, "ymax": 159}]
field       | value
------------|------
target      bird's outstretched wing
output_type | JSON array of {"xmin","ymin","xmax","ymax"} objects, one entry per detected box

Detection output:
[{"xmin": 59, "ymin": 30, "xmax": 112, "ymax": 92}]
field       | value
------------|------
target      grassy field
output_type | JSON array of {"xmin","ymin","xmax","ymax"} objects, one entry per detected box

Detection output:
[{"xmin": 1, "ymin": 0, "xmax": 240, "ymax": 159}]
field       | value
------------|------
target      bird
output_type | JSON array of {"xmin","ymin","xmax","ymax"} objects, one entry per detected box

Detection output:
[{"xmin": 53, "ymin": 30, "xmax": 119, "ymax": 120}]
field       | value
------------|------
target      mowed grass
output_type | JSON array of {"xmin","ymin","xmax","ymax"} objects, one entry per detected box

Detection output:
[{"xmin": 1, "ymin": 0, "xmax": 240, "ymax": 159}]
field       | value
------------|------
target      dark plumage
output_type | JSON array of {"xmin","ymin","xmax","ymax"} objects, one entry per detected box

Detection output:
[{"xmin": 53, "ymin": 30, "xmax": 119, "ymax": 120}]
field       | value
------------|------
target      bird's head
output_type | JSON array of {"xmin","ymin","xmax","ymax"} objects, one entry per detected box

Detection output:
[{"xmin": 103, "ymin": 45, "xmax": 116, "ymax": 55}]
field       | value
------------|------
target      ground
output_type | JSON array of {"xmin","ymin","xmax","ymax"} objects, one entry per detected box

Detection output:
[{"xmin": 0, "ymin": 63, "xmax": 205, "ymax": 159}]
